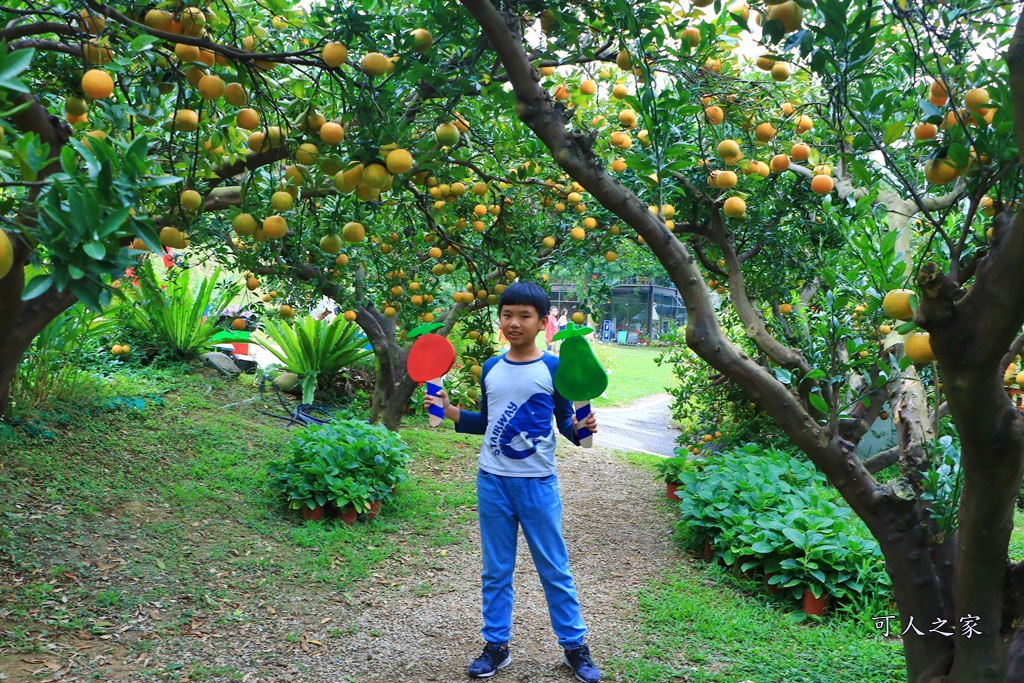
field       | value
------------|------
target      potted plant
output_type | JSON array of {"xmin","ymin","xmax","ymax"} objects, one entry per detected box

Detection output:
[
  {"xmin": 266, "ymin": 461, "xmax": 330, "ymax": 521},
  {"xmin": 654, "ymin": 454, "xmax": 691, "ymax": 501},
  {"xmin": 328, "ymin": 476, "xmax": 374, "ymax": 526}
]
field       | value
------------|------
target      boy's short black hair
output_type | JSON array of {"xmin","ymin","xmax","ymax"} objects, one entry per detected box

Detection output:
[{"xmin": 498, "ymin": 281, "xmax": 550, "ymax": 317}]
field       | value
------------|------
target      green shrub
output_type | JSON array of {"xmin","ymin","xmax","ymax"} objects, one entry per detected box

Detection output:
[
  {"xmin": 676, "ymin": 443, "xmax": 890, "ymax": 606},
  {"xmin": 257, "ymin": 315, "xmax": 372, "ymax": 404},
  {"xmin": 12, "ymin": 304, "xmax": 111, "ymax": 412},
  {"xmin": 113, "ymin": 261, "xmax": 240, "ymax": 357},
  {"xmin": 653, "ymin": 454, "xmax": 694, "ymax": 485},
  {"xmin": 267, "ymin": 418, "xmax": 411, "ymax": 514}
]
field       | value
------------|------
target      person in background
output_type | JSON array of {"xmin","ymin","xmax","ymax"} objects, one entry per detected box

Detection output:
[
  {"xmin": 558, "ymin": 308, "xmax": 568, "ymax": 331},
  {"xmin": 545, "ymin": 305, "xmax": 559, "ymax": 354}
]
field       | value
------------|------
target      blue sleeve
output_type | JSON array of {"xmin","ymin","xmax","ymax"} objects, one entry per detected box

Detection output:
[
  {"xmin": 455, "ymin": 357, "xmax": 496, "ymax": 435},
  {"xmin": 543, "ymin": 354, "xmax": 580, "ymax": 446}
]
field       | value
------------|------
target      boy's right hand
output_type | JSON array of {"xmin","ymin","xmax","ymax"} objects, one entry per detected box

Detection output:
[{"xmin": 424, "ymin": 388, "xmax": 451, "ymax": 412}]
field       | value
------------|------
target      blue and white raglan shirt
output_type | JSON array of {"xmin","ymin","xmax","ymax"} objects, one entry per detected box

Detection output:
[{"xmin": 455, "ymin": 352, "xmax": 579, "ymax": 477}]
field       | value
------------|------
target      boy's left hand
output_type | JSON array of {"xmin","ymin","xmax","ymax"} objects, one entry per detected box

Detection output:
[{"xmin": 573, "ymin": 410, "xmax": 598, "ymax": 434}]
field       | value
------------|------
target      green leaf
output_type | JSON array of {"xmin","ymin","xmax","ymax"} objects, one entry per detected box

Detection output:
[
  {"xmin": 808, "ymin": 393, "xmax": 829, "ymax": 414},
  {"xmin": 22, "ymin": 274, "xmax": 53, "ymax": 300},
  {"xmin": 895, "ymin": 321, "xmax": 917, "ymax": 334},
  {"xmin": 129, "ymin": 34, "xmax": 161, "ymax": 51},
  {"xmin": 0, "ymin": 46, "xmax": 35, "ymax": 93},
  {"xmin": 883, "ymin": 121, "xmax": 906, "ymax": 145},
  {"xmin": 83, "ymin": 241, "xmax": 107, "ymax": 260}
]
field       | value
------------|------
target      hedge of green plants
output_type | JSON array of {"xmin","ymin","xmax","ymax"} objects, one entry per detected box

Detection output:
[
  {"xmin": 676, "ymin": 443, "xmax": 891, "ymax": 606},
  {"xmin": 267, "ymin": 417, "xmax": 411, "ymax": 516}
]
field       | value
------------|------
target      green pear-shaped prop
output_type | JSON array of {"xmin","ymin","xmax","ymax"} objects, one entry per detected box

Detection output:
[{"xmin": 552, "ymin": 322, "xmax": 608, "ymax": 447}]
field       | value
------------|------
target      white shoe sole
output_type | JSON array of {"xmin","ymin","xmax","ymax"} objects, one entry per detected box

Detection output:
[{"xmin": 470, "ymin": 655, "xmax": 510, "ymax": 678}]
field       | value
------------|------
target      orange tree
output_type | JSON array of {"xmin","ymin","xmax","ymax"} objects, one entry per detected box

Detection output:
[
  {"xmin": 0, "ymin": 1, "xmax": 617, "ymax": 427},
  {"xmin": 455, "ymin": 0, "xmax": 1024, "ymax": 680}
]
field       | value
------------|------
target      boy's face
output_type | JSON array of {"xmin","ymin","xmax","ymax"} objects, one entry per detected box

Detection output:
[{"xmin": 500, "ymin": 304, "xmax": 545, "ymax": 349}]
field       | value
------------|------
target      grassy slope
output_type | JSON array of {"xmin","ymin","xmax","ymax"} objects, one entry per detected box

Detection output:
[
  {"xmin": 1, "ymin": 369, "xmax": 901, "ymax": 681},
  {"xmin": 0, "ymin": 370, "xmax": 481, "ymax": 668}
]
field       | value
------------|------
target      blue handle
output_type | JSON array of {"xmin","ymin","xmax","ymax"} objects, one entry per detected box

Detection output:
[
  {"xmin": 575, "ymin": 402, "xmax": 591, "ymax": 441},
  {"xmin": 427, "ymin": 381, "xmax": 444, "ymax": 420}
]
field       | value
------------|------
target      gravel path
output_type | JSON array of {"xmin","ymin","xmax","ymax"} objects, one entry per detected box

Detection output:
[{"xmin": 296, "ymin": 447, "xmax": 678, "ymax": 682}]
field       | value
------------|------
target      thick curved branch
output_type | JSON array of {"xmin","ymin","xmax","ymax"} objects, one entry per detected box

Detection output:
[
  {"xmin": 0, "ymin": 21, "xmax": 75, "ymax": 42},
  {"xmin": 9, "ymin": 39, "xmax": 80, "ymax": 57},
  {"xmin": 711, "ymin": 209, "xmax": 813, "ymax": 374},
  {"xmin": 863, "ymin": 446, "xmax": 900, "ymax": 474}
]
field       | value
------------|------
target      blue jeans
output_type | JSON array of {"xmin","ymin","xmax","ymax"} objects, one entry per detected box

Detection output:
[{"xmin": 476, "ymin": 469, "xmax": 587, "ymax": 649}]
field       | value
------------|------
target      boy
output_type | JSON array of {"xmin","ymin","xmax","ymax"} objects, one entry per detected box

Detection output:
[{"xmin": 426, "ymin": 282, "xmax": 601, "ymax": 682}]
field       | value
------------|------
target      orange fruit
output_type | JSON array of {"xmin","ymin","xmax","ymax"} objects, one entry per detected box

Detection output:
[
  {"xmin": 180, "ymin": 189, "xmax": 202, "ymax": 211},
  {"xmin": 779, "ymin": 303, "xmax": 793, "ymax": 314},
  {"xmin": 173, "ymin": 109, "xmax": 199, "ymax": 132},
  {"xmin": 435, "ymin": 122, "xmax": 460, "ymax": 147},
  {"xmin": 322, "ymin": 42, "xmax": 348, "ymax": 67},
  {"xmin": 924, "ymin": 157, "xmax": 959, "ymax": 185},
  {"xmin": 810, "ymin": 174, "xmax": 834, "ymax": 194},
  {"xmin": 385, "ymin": 148, "xmax": 414, "ymax": 174},
  {"xmin": 197, "ymin": 74, "xmax": 225, "ymax": 100},
  {"xmin": 319, "ymin": 122, "xmax": 344, "ymax": 144},
  {"xmin": 342, "ymin": 221, "xmax": 366, "ymax": 242},
  {"xmin": 270, "ymin": 191, "xmax": 294, "ymax": 212},
  {"xmin": 723, "ymin": 196, "xmax": 746, "ymax": 217},
  {"xmin": 769, "ymin": 154, "xmax": 790, "ymax": 173},
  {"xmin": 81, "ymin": 69, "xmax": 114, "ymax": 99},
  {"xmin": 362, "ymin": 52, "xmax": 389, "ymax": 76},
  {"xmin": 144, "ymin": 9, "xmax": 173, "ymax": 31},
  {"xmin": 344, "ymin": 310, "xmax": 357, "ymax": 322},
  {"xmin": 704, "ymin": 106, "xmax": 724, "ymax": 125},
  {"xmin": 410, "ymin": 28, "xmax": 433, "ymax": 52},
  {"xmin": 904, "ymin": 332, "xmax": 934, "ymax": 363},
  {"xmin": 882, "ymin": 289, "xmax": 915, "ymax": 320},
  {"xmin": 236, "ymin": 108, "xmax": 259, "ymax": 130},
  {"xmin": 84, "ymin": 39, "xmax": 114, "ymax": 65},
  {"xmin": 263, "ymin": 215, "xmax": 287, "ymax": 238},
  {"xmin": 795, "ymin": 115, "xmax": 813, "ymax": 133},
  {"xmin": 232, "ymin": 318, "xmax": 247, "ymax": 331},
  {"xmin": 175, "ymin": 43, "xmax": 201, "ymax": 63},
  {"xmin": 790, "ymin": 143, "xmax": 810, "ymax": 161},
  {"xmin": 770, "ymin": 62, "xmax": 791, "ymax": 81},
  {"xmin": 914, "ymin": 123, "xmax": 937, "ymax": 141},
  {"xmin": 233, "ymin": 213, "xmax": 257, "ymax": 236},
  {"xmin": 224, "ymin": 83, "xmax": 248, "ymax": 106}
]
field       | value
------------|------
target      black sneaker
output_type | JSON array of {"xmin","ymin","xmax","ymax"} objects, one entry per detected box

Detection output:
[
  {"xmin": 563, "ymin": 644, "xmax": 601, "ymax": 683},
  {"xmin": 468, "ymin": 642, "xmax": 511, "ymax": 678}
]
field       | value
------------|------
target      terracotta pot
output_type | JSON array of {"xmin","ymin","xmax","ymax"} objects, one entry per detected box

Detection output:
[
  {"xmin": 366, "ymin": 500, "xmax": 381, "ymax": 520},
  {"xmin": 802, "ymin": 588, "xmax": 829, "ymax": 616},
  {"xmin": 703, "ymin": 538, "xmax": 714, "ymax": 560},
  {"xmin": 764, "ymin": 574, "xmax": 782, "ymax": 595},
  {"xmin": 666, "ymin": 483, "xmax": 681, "ymax": 501},
  {"xmin": 301, "ymin": 504, "xmax": 324, "ymax": 521},
  {"xmin": 337, "ymin": 503, "xmax": 358, "ymax": 526}
]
